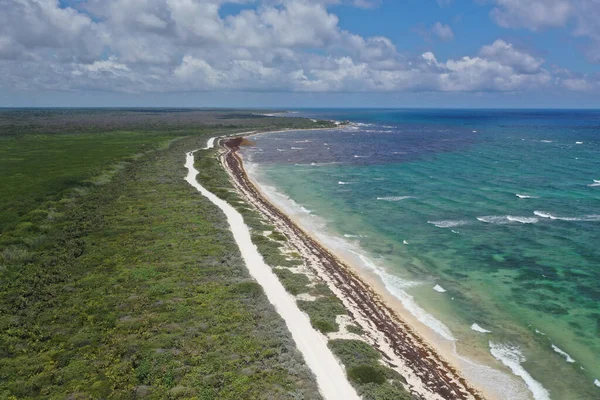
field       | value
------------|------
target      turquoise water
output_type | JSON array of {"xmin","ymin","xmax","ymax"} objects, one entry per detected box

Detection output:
[{"xmin": 244, "ymin": 110, "xmax": 600, "ymax": 399}]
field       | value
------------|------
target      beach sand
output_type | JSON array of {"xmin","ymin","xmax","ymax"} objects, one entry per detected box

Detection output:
[{"xmin": 218, "ymin": 135, "xmax": 497, "ymax": 400}]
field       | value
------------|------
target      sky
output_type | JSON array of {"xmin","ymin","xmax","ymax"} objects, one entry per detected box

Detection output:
[{"xmin": 1, "ymin": 0, "xmax": 599, "ymax": 108}]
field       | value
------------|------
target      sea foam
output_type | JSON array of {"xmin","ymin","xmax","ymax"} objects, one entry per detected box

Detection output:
[
  {"xmin": 507, "ymin": 216, "xmax": 539, "ymax": 224},
  {"xmin": 489, "ymin": 343, "xmax": 550, "ymax": 400},
  {"xmin": 471, "ymin": 323, "xmax": 491, "ymax": 333},
  {"xmin": 588, "ymin": 180, "xmax": 600, "ymax": 187},
  {"xmin": 516, "ymin": 194, "xmax": 539, "ymax": 199},
  {"xmin": 428, "ymin": 220, "xmax": 469, "ymax": 228},
  {"xmin": 594, "ymin": 379, "xmax": 600, "ymax": 387},
  {"xmin": 377, "ymin": 196, "xmax": 414, "ymax": 201},
  {"xmin": 350, "ymin": 251, "xmax": 455, "ymax": 341},
  {"xmin": 478, "ymin": 215, "xmax": 538, "ymax": 224},
  {"xmin": 551, "ymin": 344, "xmax": 575, "ymax": 363},
  {"xmin": 534, "ymin": 210, "xmax": 600, "ymax": 222},
  {"xmin": 433, "ymin": 284, "xmax": 446, "ymax": 293},
  {"xmin": 477, "ymin": 216, "xmax": 510, "ymax": 224}
]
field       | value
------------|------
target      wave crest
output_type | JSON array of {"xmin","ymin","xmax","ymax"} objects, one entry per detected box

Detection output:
[
  {"xmin": 428, "ymin": 220, "xmax": 470, "ymax": 228},
  {"xmin": 377, "ymin": 196, "xmax": 414, "ymax": 201},
  {"xmin": 489, "ymin": 343, "xmax": 550, "ymax": 400}
]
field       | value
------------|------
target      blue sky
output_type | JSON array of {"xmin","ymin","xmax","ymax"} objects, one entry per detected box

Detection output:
[{"xmin": 1, "ymin": 0, "xmax": 599, "ymax": 108}]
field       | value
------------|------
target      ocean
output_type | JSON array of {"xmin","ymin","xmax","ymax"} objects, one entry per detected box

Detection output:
[{"xmin": 241, "ymin": 109, "xmax": 600, "ymax": 400}]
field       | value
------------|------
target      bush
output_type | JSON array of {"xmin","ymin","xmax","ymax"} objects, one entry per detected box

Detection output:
[{"xmin": 348, "ymin": 365, "xmax": 387, "ymax": 385}]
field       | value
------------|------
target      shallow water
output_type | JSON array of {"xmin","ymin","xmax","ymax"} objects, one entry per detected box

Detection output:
[{"xmin": 243, "ymin": 109, "xmax": 600, "ymax": 399}]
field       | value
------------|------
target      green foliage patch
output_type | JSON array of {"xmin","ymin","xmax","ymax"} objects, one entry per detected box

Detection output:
[
  {"xmin": 0, "ymin": 116, "xmax": 327, "ymax": 399},
  {"xmin": 328, "ymin": 339, "xmax": 413, "ymax": 399}
]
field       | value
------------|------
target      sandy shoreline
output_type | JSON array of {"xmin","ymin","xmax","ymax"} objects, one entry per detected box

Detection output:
[
  {"xmin": 218, "ymin": 134, "xmax": 493, "ymax": 400},
  {"xmin": 185, "ymin": 149, "xmax": 360, "ymax": 400}
]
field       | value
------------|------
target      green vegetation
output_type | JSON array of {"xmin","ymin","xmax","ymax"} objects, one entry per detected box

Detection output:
[
  {"xmin": 347, "ymin": 324, "xmax": 365, "ymax": 335},
  {"xmin": 328, "ymin": 340, "xmax": 412, "ymax": 400},
  {"xmin": 272, "ymin": 269, "xmax": 312, "ymax": 296},
  {"xmin": 0, "ymin": 110, "xmax": 330, "ymax": 399},
  {"xmin": 195, "ymin": 147, "xmax": 350, "ymax": 333},
  {"xmin": 0, "ymin": 109, "xmax": 412, "ymax": 399}
]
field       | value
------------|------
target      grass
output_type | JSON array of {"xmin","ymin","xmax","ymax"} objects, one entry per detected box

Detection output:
[
  {"xmin": 0, "ymin": 131, "xmax": 176, "ymax": 234},
  {"xmin": 0, "ymin": 109, "xmax": 413, "ymax": 399},
  {"xmin": 0, "ymin": 110, "xmax": 332, "ymax": 399},
  {"xmin": 328, "ymin": 340, "xmax": 412, "ymax": 400}
]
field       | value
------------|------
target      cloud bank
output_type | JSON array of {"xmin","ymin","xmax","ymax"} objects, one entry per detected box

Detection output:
[{"xmin": 0, "ymin": 0, "xmax": 596, "ymax": 95}]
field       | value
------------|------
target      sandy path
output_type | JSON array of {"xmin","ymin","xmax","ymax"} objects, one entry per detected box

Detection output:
[
  {"xmin": 204, "ymin": 137, "xmax": 216, "ymax": 149},
  {"xmin": 184, "ymin": 151, "xmax": 359, "ymax": 400}
]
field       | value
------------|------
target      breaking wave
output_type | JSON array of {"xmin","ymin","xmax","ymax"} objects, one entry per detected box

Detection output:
[
  {"xmin": 377, "ymin": 196, "xmax": 414, "ymax": 201},
  {"xmin": 489, "ymin": 343, "xmax": 550, "ymax": 400},
  {"xmin": 551, "ymin": 344, "xmax": 575, "ymax": 363},
  {"xmin": 471, "ymin": 323, "xmax": 492, "ymax": 333},
  {"xmin": 534, "ymin": 211, "xmax": 600, "ymax": 222},
  {"xmin": 477, "ymin": 215, "xmax": 538, "ymax": 224},
  {"xmin": 428, "ymin": 220, "xmax": 470, "ymax": 228}
]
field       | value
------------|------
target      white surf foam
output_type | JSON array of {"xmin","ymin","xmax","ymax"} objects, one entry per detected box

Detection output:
[
  {"xmin": 477, "ymin": 215, "xmax": 538, "ymax": 224},
  {"xmin": 377, "ymin": 196, "xmax": 414, "ymax": 201},
  {"xmin": 471, "ymin": 323, "xmax": 491, "ymax": 333},
  {"xmin": 353, "ymin": 155, "xmax": 369, "ymax": 158},
  {"xmin": 594, "ymin": 379, "xmax": 600, "ymax": 387},
  {"xmin": 291, "ymin": 147, "xmax": 305, "ymax": 150},
  {"xmin": 540, "ymin": 140, "xmax": 553, "ymax": 143},
  {"xmin": 477, "ymin": 216, "xmax": 510, "ymax": 224},
  {"xmin": 350, "ymin": 251, "xmax": 455, "ymax": 341},
  {"xmin": 534, "ymin": 211, "xmax": 554, "ymax": 219},
  {"xmin": 534, "ymin": 210, "xmax": 600, "ymax": 222},
  {"xmin": 403, "ymin": 240, "xmax": 409, "ymax": 245},
  {"xmin": 344, "ymin": 234, "xmax": 366, "ymax": 239},
  {"xmin": 489, "ymin": 342, "xmax": 550, "ymax": 400},
  {"xmin": 516, "ymin": 194, "xmax": 539, "ymax": 199},
  {"xmin": 428, "ymin": 220, "xmax": 470, "ymax": 228},
  {"xmin": 535, "ymin": 329, "xmax": 546, "ymax": 335},
  {"xmin": 588, "ymin": 180, "xmax": 600, "ymax": 187},
  {"xmin": 433, "ymin": 284, "xmax": 446, "ymax": 293},
  {"xmin": 338, "ymin": 181, "xmax": 353, "ymax": 185},
  {"xmin": 576, "ymin": 141, "xmax": 583, "ymax": 144},
  {"xmin": 277, "ymin": 148, "xmax": 286, "ymax": 152},
  {"xmin": 507, "ymin": 216, "xmax": 539, "ymax": 224},
  {"xmin": 294, "ymin": 140, "xmax": 312, "ymax": 143},
  {"xmin": 551, "ymin": 344, "xmax": 576, "ymax": 363}
]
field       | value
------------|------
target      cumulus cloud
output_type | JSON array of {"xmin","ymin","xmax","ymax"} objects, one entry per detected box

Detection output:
[
  {"xmin": 489, "ymin": 0, "xmax": 600, "ymax": 62},
  {"xmin": 0, "ymin": 0, "xmax": 584, "ymax": 95},
  {"xmin": 490, "ymin": 0, "xmax": 572, "ymax": 30},
  {"xmin": 420, "ymin": 42, "xmax": 550, "ymax": 91},
  {"xmin": 432, "ymin": 22, "xmax": 454, "ymax": 41}
]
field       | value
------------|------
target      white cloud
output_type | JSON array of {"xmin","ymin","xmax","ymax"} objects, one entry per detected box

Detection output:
[
  {"xmin": 490, "ymin": 0, "xmax": 572, "ymax": 30},
  {"xmin": 489, "ymin": 0, "xmax": 600, "ymax": 62},
  {"xmin": 480, "ymin": 40, "xmax": 544, "ymax": 73},
  {"xmin": 0, "ymin": 0, "xmax": 582, "ymax": 95},
  {"xmin": 432, "ymin": 22, "xmax": 454, "ymax": 41}
]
